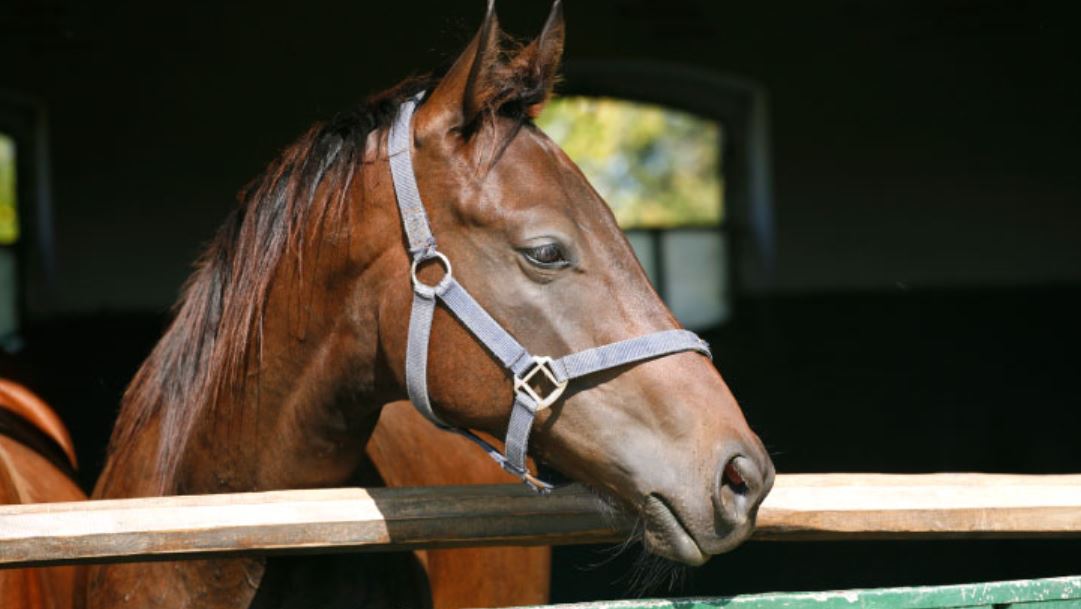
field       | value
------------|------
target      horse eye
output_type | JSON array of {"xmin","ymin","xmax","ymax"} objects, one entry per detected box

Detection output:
[{"xmin": 522, "ymin": 243, "xmax": 569, "ymax": 268}]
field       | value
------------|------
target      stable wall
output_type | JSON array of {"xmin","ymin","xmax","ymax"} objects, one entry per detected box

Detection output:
[{"xmin": 4, "ymin": 0, "xmax": 1079, "ymax": 313}]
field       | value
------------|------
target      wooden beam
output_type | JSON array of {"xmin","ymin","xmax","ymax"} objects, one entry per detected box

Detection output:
[
  {"xmin": 1, "ymin": 474, "xmax": 1080, "ymax": 568},
  {"xmin": 757, "ymin": 473, "xmax": 1081, "ymax": 540},
  {"xmin": 0, "ymin": 484, "xmax": 627, "ymax": 568}
]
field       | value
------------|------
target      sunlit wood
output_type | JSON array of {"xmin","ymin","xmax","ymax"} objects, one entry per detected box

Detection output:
[{"xmin": 2, "ymin": 474, "xmax": 1079, "ymax": 568}]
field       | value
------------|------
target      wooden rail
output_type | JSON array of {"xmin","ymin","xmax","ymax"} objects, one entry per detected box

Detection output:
[{"xmin": 1, "ymin": 473, "xmax": 1079, "ymax": 568}]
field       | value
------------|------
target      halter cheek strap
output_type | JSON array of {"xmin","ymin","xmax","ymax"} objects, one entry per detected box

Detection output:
[{"xmin": 387, "ymin": 94, "xmax": 711, "ymax": 494}]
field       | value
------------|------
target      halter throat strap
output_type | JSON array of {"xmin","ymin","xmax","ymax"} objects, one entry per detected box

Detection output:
[{"xmin": 387, "ymin": 94, "xmax": 711, "ymax": 493}]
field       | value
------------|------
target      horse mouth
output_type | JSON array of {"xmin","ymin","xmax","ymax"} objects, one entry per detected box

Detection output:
[{"xmin": 640, "ymin": 494, "xmax": 709, "ymax": 566}]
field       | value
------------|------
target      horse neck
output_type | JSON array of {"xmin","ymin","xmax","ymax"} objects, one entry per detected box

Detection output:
[{"xmin": 98, "ymin": 150, "xmax": 407, "ymax": 499}]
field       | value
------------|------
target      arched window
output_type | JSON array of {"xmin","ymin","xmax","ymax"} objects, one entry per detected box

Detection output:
[{"xmin": 536, "ymin": 61, "xmax": 774, "ymax": 331}]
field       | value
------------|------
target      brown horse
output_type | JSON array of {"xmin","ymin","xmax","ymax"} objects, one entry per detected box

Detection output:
[
  {"xmin": 86, "ymin": 1, "xmax": 774, "ymax": 607},
  {"xmin": 0, "ymin": 380, "xmax": 84, "ymax": 609}
]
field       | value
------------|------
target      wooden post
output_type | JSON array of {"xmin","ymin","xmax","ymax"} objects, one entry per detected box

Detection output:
[{"xmin": 1, "ymin": 474, "xmax": 1079, "ymax": 568}]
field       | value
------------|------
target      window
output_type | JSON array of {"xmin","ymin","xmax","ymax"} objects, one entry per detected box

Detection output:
[
  {"xmin": 0, "ymin": 132, "xmax": 18, "ymax": 348},
  {"xmin": 537, "ymin": 97, "xmax": 730, "ymax": 329},
  {"xmin": 0, "ymin": 96, "xmax": 55, "ymax": 350}
]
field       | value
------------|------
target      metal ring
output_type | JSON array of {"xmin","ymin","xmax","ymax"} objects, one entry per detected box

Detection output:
[{"xmin": 411, "ymin": 251, "xmax": 453, "ymax": 293}]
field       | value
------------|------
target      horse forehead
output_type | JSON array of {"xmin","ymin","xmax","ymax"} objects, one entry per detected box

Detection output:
[{"xmin": 486, "ymin": 127, "xmax": 594, "ymax": 211}]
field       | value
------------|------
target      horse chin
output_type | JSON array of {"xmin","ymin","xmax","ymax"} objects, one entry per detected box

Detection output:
[{"xmin": 640, "ymin": 494, "xmax": 710, "ymax": 566}]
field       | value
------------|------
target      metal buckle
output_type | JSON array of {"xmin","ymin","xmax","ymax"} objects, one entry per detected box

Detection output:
[{"xmin": 514, "ymin": 356, "xmax": 568, "ymax": 412}]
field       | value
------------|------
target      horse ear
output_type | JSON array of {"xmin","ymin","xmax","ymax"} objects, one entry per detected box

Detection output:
[
  {"xmin": 415, "ymin": 0, "xmax": 502, "ymax": 137},
  {"xmin": 514, "ymin": 0, "xmax": 566, "ymax": 118}
]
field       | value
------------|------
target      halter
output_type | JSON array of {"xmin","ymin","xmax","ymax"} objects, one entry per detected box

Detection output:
[{"xmin": 388, "ymin": 94, "xmax": 711, "ymax": 493}]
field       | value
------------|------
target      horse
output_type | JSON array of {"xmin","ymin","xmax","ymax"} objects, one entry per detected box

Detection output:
[
  {"xmin": 84, "ymin": 1, "xmax": 774, "ymax": 606},
  {"xmin": 0, "ymin": 379, "xmax": 85, "ymax": 609}
]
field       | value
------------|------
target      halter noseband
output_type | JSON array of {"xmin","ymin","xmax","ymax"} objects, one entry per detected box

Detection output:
[{"xmin": 388, "ymin": 94, "xmax": 711, "ymax": 493}]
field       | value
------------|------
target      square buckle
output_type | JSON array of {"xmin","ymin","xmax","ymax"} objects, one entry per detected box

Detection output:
[{"xmin": 514, "ymin": 356, "xmax": 568, "ymax": 412}]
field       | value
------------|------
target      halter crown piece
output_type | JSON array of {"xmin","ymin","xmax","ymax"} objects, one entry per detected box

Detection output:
[{"xmin": 388, "ymin": 94, "xmax": 711, "ymax": 493}]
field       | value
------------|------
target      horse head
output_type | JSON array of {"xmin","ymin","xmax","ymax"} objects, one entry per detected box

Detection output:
[{"xmin": 373, "ymin": 0, "xmax": 774, "ymax": 565}]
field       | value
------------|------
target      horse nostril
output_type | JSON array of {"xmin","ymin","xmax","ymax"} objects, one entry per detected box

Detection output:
[
  {"xmin": 723, "ymin": 458, "xmax": 749, "ymax": 494},
  {"xmin": 715, "ymin": 454, "xmax": 765, "ymax": 525}
]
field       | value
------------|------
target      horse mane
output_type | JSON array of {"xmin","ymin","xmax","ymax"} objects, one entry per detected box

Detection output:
[{"xmin": 108, "ymin": 78, "xmax": 435, "ymax": 490}]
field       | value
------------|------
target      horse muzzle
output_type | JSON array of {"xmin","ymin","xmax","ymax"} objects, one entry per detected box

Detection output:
[{"xmin": 640, "ymin": 441, "xmax": 774, "ymax": 565}]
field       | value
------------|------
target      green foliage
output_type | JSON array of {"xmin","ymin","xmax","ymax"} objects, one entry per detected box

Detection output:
[
  {"xmin": 0, "ymin": 134, "xmax": 17, "ymax": 245},
  {"xmin": 536, "ymin": 97, "xmax": 723, "ymax": 229}
]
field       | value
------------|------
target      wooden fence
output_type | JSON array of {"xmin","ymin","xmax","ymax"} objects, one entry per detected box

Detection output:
[{"xmin": 2, "ymin": 473, "xmax": 1080, "ymax": 568}]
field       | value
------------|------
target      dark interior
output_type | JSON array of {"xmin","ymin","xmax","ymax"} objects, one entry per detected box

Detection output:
[{"xmin": 3, "ymin": 0, "xmax": 1079, "ymax": 602}]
